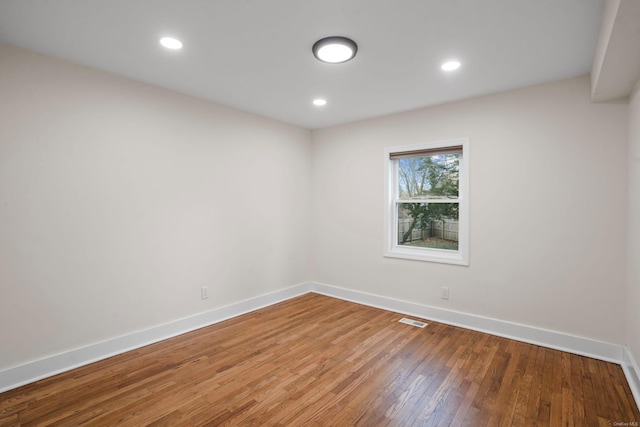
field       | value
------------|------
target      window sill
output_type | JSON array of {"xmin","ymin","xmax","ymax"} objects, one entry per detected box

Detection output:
[{"xmin": 384, "ymin": 246, "xmax": 468, "ymax": 265}]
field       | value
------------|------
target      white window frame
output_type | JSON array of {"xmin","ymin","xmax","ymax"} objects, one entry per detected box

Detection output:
[{"xmin": 383, "ymin": 138, "xmax": 469, "ymax": 265}]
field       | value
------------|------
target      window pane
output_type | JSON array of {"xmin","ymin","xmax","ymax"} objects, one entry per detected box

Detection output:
[
  {"xmin": 397, "ymin": 202, "xmax": 459, "ymax": 251},
  {"xmin": 397, "ymin": 153, "xmax": 459, "ymax": 199}
]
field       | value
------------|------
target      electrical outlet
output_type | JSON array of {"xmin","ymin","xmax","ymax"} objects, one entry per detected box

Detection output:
[
  {"xmin": 441, "ymin": 286, "xmax": 449, "ymax": 300},
  {"xmin": 201, "ymin": 286, "xmax": 209, "ymax": 300}
]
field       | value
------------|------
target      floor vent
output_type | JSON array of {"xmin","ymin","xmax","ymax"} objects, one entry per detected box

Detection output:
[{"xmin": 399, "ymin": 318, "xmax": 428, "ymax": 328}]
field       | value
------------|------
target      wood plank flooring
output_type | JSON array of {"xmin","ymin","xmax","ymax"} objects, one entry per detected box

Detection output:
[{"xmin": 1, "ymin": 293, "xmax": 638, "ymax": 426}]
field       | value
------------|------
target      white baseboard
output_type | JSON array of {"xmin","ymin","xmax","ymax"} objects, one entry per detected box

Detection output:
[
  {"xmin": 622, "ymin": 347, "xmax": 640, "ymax": 408},
  {"xmin": 310, "ymin": 282, "xmax": 624, "ymax": 364},
  {"xmin": 0, "ymin": 282, "xmax": 312, "ymax": 393}
]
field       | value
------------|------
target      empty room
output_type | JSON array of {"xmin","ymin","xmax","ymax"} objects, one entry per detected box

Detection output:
[{"xmin": 1, "ymin": 0, "xmax": 640, "ymax": 425}]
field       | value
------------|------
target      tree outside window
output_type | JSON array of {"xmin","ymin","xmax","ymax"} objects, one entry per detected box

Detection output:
[{"xmin": 397, "ymin": 152, "xmax": 460, "ymax": 250}]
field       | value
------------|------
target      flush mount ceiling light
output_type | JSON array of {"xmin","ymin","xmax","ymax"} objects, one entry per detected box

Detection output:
[
  {"xmin": 313, "ymin": 99, "xmax": 327, "ymax": 106},
  {"xmin": 160, "ymin": 37, "xmax": 183, "ymax": 50},
  {"xmin": 312, "ymin": 36, "xmax": 358, "ymax": 64},
  {"xmin": 441, "ymin": 60, "xmax": 461, "ymax": 71}
]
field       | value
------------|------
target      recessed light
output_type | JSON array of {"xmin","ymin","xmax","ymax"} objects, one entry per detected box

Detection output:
[
  {"xmin": 313, "ymin": 99, "xmax": 327, "ymax": 106},
  {"xmin": 160, "ymin": 37, "xmax": 183, "ymax": 50},
  {"xmin": 441, "ymin": 61, "xmax": 461, "ymax": 71},
  {"xmin": 313, "ymin": 37, "xmax": 358, "ymax": 64}
]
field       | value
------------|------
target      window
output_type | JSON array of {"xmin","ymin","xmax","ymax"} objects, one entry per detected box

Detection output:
[{"xmin": 384, "ymin": 138, "xmax": 469, "ymax": 265}]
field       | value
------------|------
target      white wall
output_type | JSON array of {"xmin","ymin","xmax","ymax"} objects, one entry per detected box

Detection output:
[
  {"xmin": 311, "ymin": 76, "xmax": 628, "ymax": 344},
  {"xmin": 628, "ymin": 82, "xmax": 640, "ymax": 362},
  {"xmin": 0, "ymin": 43, "xmax": 311, "ymax": 371}
]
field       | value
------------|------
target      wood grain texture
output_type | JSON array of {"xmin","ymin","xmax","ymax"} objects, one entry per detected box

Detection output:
[{"xmin": 1, "ymin": 293, "xmax": 638, "ymax": 426}]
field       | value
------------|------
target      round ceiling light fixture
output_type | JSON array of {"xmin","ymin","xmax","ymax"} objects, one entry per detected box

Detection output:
[
  {"xmin": 313, "ymin": 99, "xmax": 327, "ymax": 106},
  {"xmin": 160, "ymin": 37, "xmax": 183, "ymax": 50},
  {"xmin": 441, "ymin": 60, "xmax": 461, "ymax": 71},
  {"xmin": 312, "ymin": 36, "xmax": 358, "ymax": 64}
]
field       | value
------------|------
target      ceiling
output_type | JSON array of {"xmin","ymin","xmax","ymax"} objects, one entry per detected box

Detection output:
[{"xmin": 0, "ymin": 0, "xmax": 606, "ymax": 129}]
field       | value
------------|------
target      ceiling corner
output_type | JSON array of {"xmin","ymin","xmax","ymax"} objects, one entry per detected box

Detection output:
[{"xmin": 591, "ymin": 0, "xmax": 640, "ymax": 103}]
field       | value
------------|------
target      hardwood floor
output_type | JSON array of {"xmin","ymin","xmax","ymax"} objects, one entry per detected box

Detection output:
[{"xmin": 1, "ymin": 293, "xmax": 638, "ymax": 426}]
